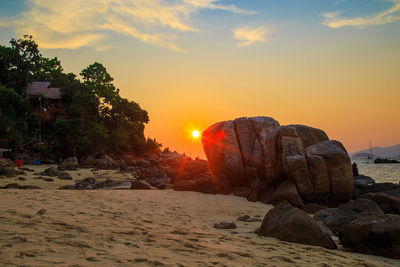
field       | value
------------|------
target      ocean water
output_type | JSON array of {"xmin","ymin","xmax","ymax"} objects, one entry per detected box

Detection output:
[{"xmin": 351, "ymin": 158, "xmax": 400, "ymax": 184}]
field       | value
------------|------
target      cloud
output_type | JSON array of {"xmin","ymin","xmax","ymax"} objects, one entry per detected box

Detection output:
[
  {"xmin": 0, "ymin": 0, "xmax": 255, "ymax": 51},
  {"xmin": 322, "ymin": 0, "xmax": 400, "ymax": 28},
  {"xmin": 233, "ymin": 26, "xmax": 269, "ymax": 47}
]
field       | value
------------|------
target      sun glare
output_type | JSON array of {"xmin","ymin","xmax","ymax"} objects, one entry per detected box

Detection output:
[{"xmin": 192, "ymin": 130, "xmax": 200, "ymax": 138}]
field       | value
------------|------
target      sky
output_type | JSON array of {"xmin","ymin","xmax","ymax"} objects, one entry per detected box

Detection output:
[{"xmin": 1, "ymin": 0, "xmax": 399, "ymax": 158}]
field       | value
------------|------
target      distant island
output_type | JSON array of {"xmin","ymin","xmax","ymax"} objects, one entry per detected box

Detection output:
[{"xmin": 352, "ymin": 144, "xmax": 400, "ymax": 159}]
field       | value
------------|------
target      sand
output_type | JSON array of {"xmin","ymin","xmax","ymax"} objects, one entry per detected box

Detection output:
[{"xmin": 0, "ymin": 165, "xmax": 399, "ymax": 266}]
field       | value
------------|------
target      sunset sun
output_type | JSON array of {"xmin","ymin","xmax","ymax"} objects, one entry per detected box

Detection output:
[{"xmin": 192, "ymin": 130, "xmax": 200, "ymax": 138}]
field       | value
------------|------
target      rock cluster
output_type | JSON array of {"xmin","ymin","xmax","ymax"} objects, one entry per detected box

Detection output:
[{"xmin": 202, "ymin": 116, "xmax": 353, "ymax": 207}]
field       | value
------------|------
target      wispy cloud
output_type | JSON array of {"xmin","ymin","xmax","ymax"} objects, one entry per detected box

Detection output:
[
  {"xmin": 322, "ymin": 0, "xmax": 400, "ymax": 28},
  {"xmin": 233, "ymin": 26, "xmax": 269, "ymax": 47},
  {"xmin": 1, "ymin": 0, "xmax": 255, "ymax": 51}
]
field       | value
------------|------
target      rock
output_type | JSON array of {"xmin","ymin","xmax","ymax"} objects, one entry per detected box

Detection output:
[
  {"xmin": 58, "ymin": 157, "xmax": 78, "ymax": 170},
  {"xmin": 41, "ymin": 167, "xmax": 59, "ymax": 177},
  {"xmin": 20, "ymin": 185, "xmax": 41, "ymax": 189},
  {"xmin": 2, "ymin": 183, "xmax": 19, "ymax": 189},
  {"xmin": 57, "ymin": 172, "xmax": 73, "ymax": 180},
  {"xmin": 359, "ymin": 182, "xmax": 399, "ymax": 195},
  {"xmin": 148, "ymin": 176, "xmax": 172, "ymax": 189},
  {"xmin": 81, "ymin": 153, "xmax": 122, "ymax": 169},
  {"xmin": 374, "ymin": 158, "xmax": 400, "ymax": 164},
  {"xmin": 2, "ymin": 166, "xmax": 17, "ymax": 178},
  {"xmin": 302, "ymin": 203, "xmax": 329, "ymax": 214},
  {"xmin": 0, "ymin": 183, "xmax": 41, "ymax": 189},
  {"xmin": 213, "ymin": 221, "xmax": 237, "ymax": 229},
  {"xmin": 314, "ymin": 198, "xmax": 383, "ymax": 234},
  {"xmin": 130, "ymin": 180, "xmax": 152, "ymax": 190},
  {"xmin": 305, "ymin": 140, "xmax": 354, "ymax": 206},
  {"xmin": 202, "ymin": 120, "xmax": 246, "ymax": 190},
  {"xmin": 338, "ymin": 214, "xmax": 400, "ymax": 259},
  {"xmin": 361, "ymin": 188, "xmax": 400, "ymax": 215},
  {"xmin": 352, "ymin": 162, "xmax": 359, "ymax": 177},
  {"xmin": 202, "ymin": 116, "xmax": 353, "ymax": 206},
  {"xmin": 17, "ymin": 177, "xmax": 26, "ymax": 181},
  {"xmin": 258, "ymin": 202, "xmax": 337, "ymax": 249},
  {"xmin": 37, "ymin": 209, "xmax": 47, "ymax": 215},
  {"xmin": 269, "ymin": 180, "xmax": 304, "ymax": 207},
  {"xmin": 21, "ymin": 167, "xmax": 34, "ymax": 172},
  {"xmin": 236, "ymin": 215, "xmax": 262, "ymax": 222},
  {"xmin": 75, "ymin": 178, "xmax": 97, "ymax": 189},
  {"xmin": 247, "ymin": 179, "xmax": 267, "ymax": 202},
  {"xmin": 232, "ymin": 187, "xmax": 251, "ymax": 198},
  {"xmin": 173, "ymin": 159, "xmax": 217, "ymax": 194},
  {"xmin": 59, "ymin": 185, "xmax": 76, "ymax": 190},
  {"xmin": 43, "ymin": 178, "xmax": 54, "ymax": 182},
  {"xmin": 354, "ymin": 175, "xmax": 375, "ymax": 187}
]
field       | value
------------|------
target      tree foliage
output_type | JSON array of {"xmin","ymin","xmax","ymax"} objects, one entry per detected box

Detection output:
[{"xmin": 0, "ymin": 35, "xmax": 160, "ymax": 158}]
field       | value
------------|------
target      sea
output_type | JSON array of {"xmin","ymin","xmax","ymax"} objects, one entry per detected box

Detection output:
[{"xmin": 351, "ymin": 158, "xmax": 400, "ymax": 184}]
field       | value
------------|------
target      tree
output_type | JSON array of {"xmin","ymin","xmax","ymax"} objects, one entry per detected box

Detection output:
[{"xmin": 0, "ymin": 85, "xmax": 40, "ymax": 150}]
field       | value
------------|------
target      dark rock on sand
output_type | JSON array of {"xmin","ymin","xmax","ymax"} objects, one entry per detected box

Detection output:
[
  {"xmin": 0, "ymin": 183, "xmax": 41, "ymax": 189},
  {"xmin": 58, "ymin": 157, "xmax": 78, "ymax": 170},
  {"xmin": 361, "ymin": 188, "xmax": 400, "ymax": 215},
  {"xmin": 214, "ymin": 221, "xmax": 237, "ymax": 229},
  {"xmin": 236, "ymin": 215, "xmax": 262, "ymax": 222},
  {"xmin": 130, "ymin": 180, "xmax": 152, "ymax": 190},
  {"xmin": 314, "ymin": 198, "xmax": 383, "ymax": 234},
  {"xmin": 37, "ymin": 209, "xmax": 47, "ymax": 215},
  {"xmin": 258, "ymin": 202, "xmax": 337, "ymax": 249},
  {"xmin": 339, "ymin": 214, "xmax": 400, "ymax": 259},
  {"xmin": 41, "ymin": 167, "xmax": 59, "ymax": 177},
  {"xmin": 43, "ymin": 178, "xmax": 54, "ymax": 182},
  {"xmin": 202, "ymin": 116, "xmax": 353, "ymax": 207},
  {"xmin": 57, "ymin": 172, "xmax": 73, "ymax": 180}
]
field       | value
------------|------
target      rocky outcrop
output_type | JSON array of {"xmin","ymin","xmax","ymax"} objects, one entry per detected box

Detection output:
[
  {"xmin": 80, "ymin": 153, "xmax": 123, "ymax": 169},
  {"xmin": 339, "ymin": 214, "xmax": 400, "ymax": 259},
  {"xmin": 361, "ymin": 188, "xmax": 400, "ymax": 215},
  {"xmin": 313, "ymin": 199, "xmax": 383, "ymax": 234},
  {"xmin": 202, "ymin": 116, "xmax": 353, "ymax": 206},
  {"xmin": 258, "ymin": 202, "xmax": 337, "ymax": 249}
]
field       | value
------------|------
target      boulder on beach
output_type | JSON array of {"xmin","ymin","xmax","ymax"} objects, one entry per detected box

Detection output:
[
  {"xmin": 58, "ymin": 157, "xmax": 78, "ymax": 170},
  {"xmin": 0, "ymin": 159, "xmax": 17, "ymax": 178},
  {"xmin": 361, "ymin": 188, "xmax": 400, "ymax": 215},
  {"xmin": 258, "ymin": 202, "xmax": 337, "ymax": 249},
  {"xmin": 339, "ymin": 214, "xmax": 400, "ymax": 259},
  {"xmin": 202, "ymin": 116, "xmax": 354, "ymax": 206},
  {"xmin": 313, "ymin": 198, "xmax": 383, "ymax": 234}
]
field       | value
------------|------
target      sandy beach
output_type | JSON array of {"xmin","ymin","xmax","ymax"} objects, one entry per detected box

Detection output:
[{"xmin": 0, "ymin": 166, "xmax": 399, "ymax": 266}]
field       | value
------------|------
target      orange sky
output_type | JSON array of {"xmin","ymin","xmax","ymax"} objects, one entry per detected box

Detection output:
[{"xmin": 1, "ymin": 0, "xmax": 399, "ymax": 158}]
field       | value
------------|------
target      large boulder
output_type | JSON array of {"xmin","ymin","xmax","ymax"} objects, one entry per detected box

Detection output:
[
  {"xmin": 258, "ymin": 202, "xmax": 337, "ymax": 249},
  {"xmin": 314, "ymin": 198, "xmax": 383, "ymax": 234},
  {"xmin": 202, "ymin": 116, "xmax": 353, "ymax": 206},
  {"xmin": 361, "ymin": 188, "xmax": 400, "ymax": 215},
  {"xmin": 58, "ymin": 157, "xmax": 78, "ymax": 170},
  {"xmin": 339, "ymin": 214, "xmax": 400, "ymax": 259}
]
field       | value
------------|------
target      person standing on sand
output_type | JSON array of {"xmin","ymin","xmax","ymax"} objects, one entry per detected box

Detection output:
[{"xmin": 17, "ymin": 158, "xmax": 22, "ymax": 170}]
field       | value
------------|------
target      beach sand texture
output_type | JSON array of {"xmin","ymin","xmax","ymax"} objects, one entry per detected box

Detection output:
[{"xmin": 1, "ymin": 181, "xmax": 400, "ymax": 266}]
